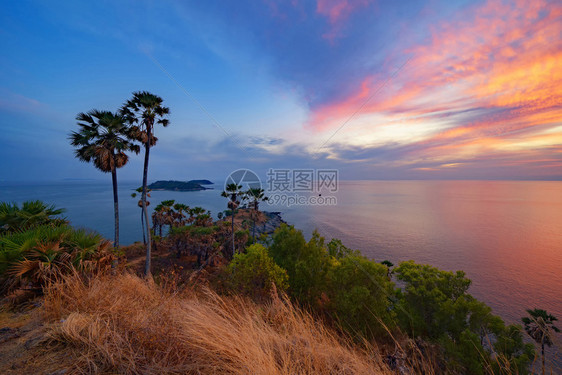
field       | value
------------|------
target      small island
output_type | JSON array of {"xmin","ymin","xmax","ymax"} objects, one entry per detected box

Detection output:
[
  {"xmin": 188, "ymin": 179, "xmax": 213, "ymax": 185},
  {"xmin": 148, "ymin": 180, "xmax": 213, "ymax": 191}
]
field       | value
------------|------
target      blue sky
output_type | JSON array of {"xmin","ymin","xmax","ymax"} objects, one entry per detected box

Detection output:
[{"xmin": 1, "ymin": 0, "xmax": 561, "ymax": 182}]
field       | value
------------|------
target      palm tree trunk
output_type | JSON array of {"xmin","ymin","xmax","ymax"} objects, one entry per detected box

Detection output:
[
  {"xmin": 142, "ymin": 134, "xmax": 152, "ymax": 277},
  {"xmin": 231, "ymin": 209, "xmax": 235, "ymax": 258},
  {"xmin": 141, "ymin": 210, "xmax": 146, "ymax": 244},
  {"xmin": 111, "ymin": 162, "xmax": 119, "ymax": 249},
  {"xmin": 542, "ymin": 342, "xmax": 545, "ymax": 375},
  {"xmin": 252, "ymin": 210, "xmax": 256, "ymax": 243}
]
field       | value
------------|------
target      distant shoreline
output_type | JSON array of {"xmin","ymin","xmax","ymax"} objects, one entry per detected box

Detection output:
[{"xmin": 147, "ymin": 180, "xmax": 214, "ymax": 192}]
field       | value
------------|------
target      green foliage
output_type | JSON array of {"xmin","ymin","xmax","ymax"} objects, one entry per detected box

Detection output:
[
  {"xmin": 0, "ymin": 225, "xmax": 105, "ymax": 275},
  {"xmin": 394, "ymin": 260, "xmax": 534, "ymax": 373},
  {"xmin": 438, "ymin": 329, "xmax": 487, "ymax": 374},
  {"xmin": 269, "ymin": 225, "xmax": 329, "ymax": 303},
  {"xmin": 326, "ymin": 254, "xmax": 395, "ymax": 337},
  {"xmin": 327, "ymin": 238, "xmax": 359, "ymax": 258},
  {"xmin": 394, "ymin": 260, "xmax": 471, "ymax": 338},
  {"xmin": 380, "ymin": 260, "xmax": 393, "ymax": 268},
  {"xmin": 493, "ymin": 324, "xmax": 535, "ymax": 374},
  {"xmin": 227, "ymin": 244, "xmax": 288, "ymax": 301},
  {"xmin": 0, "ymin": 200, "xmax": 66, "ymax": 235},
  {"xmin": 268, "ymin": 225, "xmax": 395, "ymax": 338},
  {"xmin": 0, "ymin": 224, "xmax": 111, "ymax": 294}
]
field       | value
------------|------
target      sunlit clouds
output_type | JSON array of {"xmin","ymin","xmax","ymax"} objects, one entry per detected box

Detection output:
[
  {"xmin": 308, "ymin": 0, "xmax": 562, "ymax": 178},
  {"xmin": 0, "ymin": 0, "xmax": 560, "ymax": 180}
]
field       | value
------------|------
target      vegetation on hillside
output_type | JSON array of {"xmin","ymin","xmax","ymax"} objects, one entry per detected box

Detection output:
[
  {"xmin": 0, "ymin": 200, "xmax": 66, "ymax": 235},
  {"xmin": 148, "ymin": 180, "xmax": 209, "ymax": 191},
  {"xmin": 1, "ymin": 198, "xmax": 560, "ymax": 373}
]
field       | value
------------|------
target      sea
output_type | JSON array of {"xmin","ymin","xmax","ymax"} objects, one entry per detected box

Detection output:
[{"xmin": 1, "ymin": 179, "xmax": 561, "ymax": 365}]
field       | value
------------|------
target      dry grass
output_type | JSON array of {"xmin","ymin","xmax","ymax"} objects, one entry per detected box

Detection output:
[{"xmin": 42, "ymin": 272, "xmax": 398, "ymax": 375}]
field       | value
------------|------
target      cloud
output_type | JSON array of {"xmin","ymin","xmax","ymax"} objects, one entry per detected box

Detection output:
[
  {"xmin": 302, "ymin": 0, "xmax": 562, "ymax": 177},
  {"xmin": 315, "ymin": 0, "xmax": 371, "ymax": 41}
]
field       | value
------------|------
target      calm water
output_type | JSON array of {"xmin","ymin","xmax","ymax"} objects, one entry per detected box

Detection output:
[{"xmin": 1, "ymin": 180, "xmax": 561, "ymax": 362}]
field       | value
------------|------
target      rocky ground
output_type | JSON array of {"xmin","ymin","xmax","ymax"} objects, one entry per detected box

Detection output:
[{"xmin": 256, "ymin": 211, "xmax": 286, "ymax": 235}]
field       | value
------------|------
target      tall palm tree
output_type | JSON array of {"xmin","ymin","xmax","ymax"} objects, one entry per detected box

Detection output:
[
  {"xmin": 246, "ymin": 187, "xmax": 268, "ymax": 242},
  {"xmin": 221, "ymin": 183, "xmax": 243, "ymax": 258},
  {"xmin": 69, "ymin": 110, "xmax": 139, "ymax": 250},
  {"xmin": 121, "ymin": 91, "xmax": 170, "ymax": 276},
  {"xmin": 522, "ymin": 309, "xmax": 560, "ymax": 375}
]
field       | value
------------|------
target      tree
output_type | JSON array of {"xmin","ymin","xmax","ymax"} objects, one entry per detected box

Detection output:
[
  {"xmin": 0, "ymin": 200, "xmax": 66, "ymax": 235},
  {"xmin": 245, "ymin": 187, "xmax": 268, "ymax": 242},
  {"xmin": 221, "ymin": 183, "xmax": 243, "ymax": 258},
  {"xmin": 152, "ymin": 200, "xmax": 175, "ymax": 237},
  {"xmin": 522, "ymin": 309, "xmax": 560, "ymax": 375},
  {"xmin": 131, "ymin": 187, "xmax": 151, "ymax": 245},
  {"xmin": 70, "ymin": 110, "xmax": 139, "ymax": 249},
  {"xmin": 121, "ymin": 92, "xmax": 170, "ymax": 276},
  {"xmin": 226, "ymin": 243, "xmax": 289, "ymax": 301}
]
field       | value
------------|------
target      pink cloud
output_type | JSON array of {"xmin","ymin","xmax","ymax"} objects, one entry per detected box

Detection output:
[
  {"xmin": 309, "ymin": 0, "xmax": 562, "ymax": 167},
  {"xmin": 316, "ymin": 0, "xmax": 371, "ymax": 41}
]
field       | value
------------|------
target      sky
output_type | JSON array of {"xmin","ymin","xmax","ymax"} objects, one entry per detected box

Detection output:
[{"xmin": 0, "ymin": 0, "xmax": 561, "ymax": 182}]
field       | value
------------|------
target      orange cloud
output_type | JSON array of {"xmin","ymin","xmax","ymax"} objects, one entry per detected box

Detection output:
[{"xmin": 310, "ymin": 0, "xmax": 562, "ymax": 176}]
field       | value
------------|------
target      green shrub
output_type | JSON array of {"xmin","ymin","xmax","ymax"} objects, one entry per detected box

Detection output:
[
  {"xmin": 0, "ymin": 225, "xmax": 111, "ymax": 294},
  {"xmin": 394, "ymin": 260, "xmax": 534, "ymax": 373},
  {"xmin": 268, "ymin": 225, "xmax": 329, "ymax": 304},
  {"xmin": 327, "ymin": 238, "xmax": 359, "ymax": 259},
  {"xmin": 325, "ymin": 254, "xmax": 395, "ymax": 337},
  {"xmin": 394, "ymin": 260, "xmax": 471, "ymax": 338},
  {"xmin": 0, "ymin": 200, "xmax": 66, "ymax": 235},
  {"xmin": 227, "ymin": 244, "xmax": 289, "ymax": 301},
  {"xmin": 269, "ymin": 225, "xmax": 395, "ymax": 338}
]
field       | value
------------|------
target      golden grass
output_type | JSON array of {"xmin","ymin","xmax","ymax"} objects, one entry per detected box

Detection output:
[{"xmin": 43, "ymin": 272, "xmax": 397, "ymax": 374}]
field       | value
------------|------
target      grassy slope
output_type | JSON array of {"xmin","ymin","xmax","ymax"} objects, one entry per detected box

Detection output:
[{"xmin": 1, "ymin": 273, "xmax": 400, "ymax": 375}]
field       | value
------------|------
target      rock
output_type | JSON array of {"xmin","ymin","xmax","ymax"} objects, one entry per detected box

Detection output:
[{"xmin": 256, "ymin": 211, "xmax": 286, "ymax": 236}]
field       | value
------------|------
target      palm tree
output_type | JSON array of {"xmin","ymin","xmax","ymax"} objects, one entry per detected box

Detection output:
[
  {"xmin": 121, "ymin": 91, "xmax": 170, "ymax": 276},
  {"xmin": 0, "ymin": 200, "xmax": 66, "ymax": 235},
  {"xmin": 131, "ymin": 187, "xmax": 152, "ymax": 244},
  {"xmin": 221, "ymin": 183, "xmax": 243, "ymax": 258},
  {"xmin": 522, "ymin": 309, "xmax": 560, "ymax": 375},
  {"xmin": 246, "ymin": 188, "xmax": 268, "ymax": 242},
  {"xmin": 69, "ymin": 110, "xmax": 139, "ymax": 250},
  {"xmin": 173, "ymin": 203, "xmax": 190, "ymax": 226}
]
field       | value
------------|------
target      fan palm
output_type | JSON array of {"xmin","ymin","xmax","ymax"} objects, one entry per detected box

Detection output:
[
  {"xmin": 69, "ymin": 110, "xmax": 139, "ymax": 249},
  {"xmin": 0, "ymin": 200, "xmax": 66, "ymax": 235},
  {"xmin": 522, "ymin": 309, "xmax": 560, "ymax": 375},
  {"xmin": 121, "ymin": 91, "xmax": 169, "ymax": 276},
  {"xmin": 246, "ymin": 188, "xmax": 268, "ymax": 242},
  {"xmin": 221, "ymin": 183, "xmax": 243, "ymax": 258}
]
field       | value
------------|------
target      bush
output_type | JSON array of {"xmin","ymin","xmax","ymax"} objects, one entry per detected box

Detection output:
[
  {"xmin": 227, "ymin": 244, "xmax": 289, "ymax": 301},
  {"xmin": 269, "ymin": 225, "xmax": 395, "ymax": 338},
  {"xmin": 0, "ymin": 224, "xmax": 112, "ymax": 295},
  {"xmin": 269, "ymin": 225, "xmax": 329, "ymax": 304},
  {"xmin": 0, "ymin": 200, "xmax": 66, "ymax": 235},
  {"xmin": 394, "ymin": 260, "xmax": 534, "ymax": 374},
  {"xmin": 394, "ymin": 260, "xmax": 471, "ymax": 338},
  {"xmin": 326, "ymin": 254, "xmax": 395, "ymax": 337}
]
